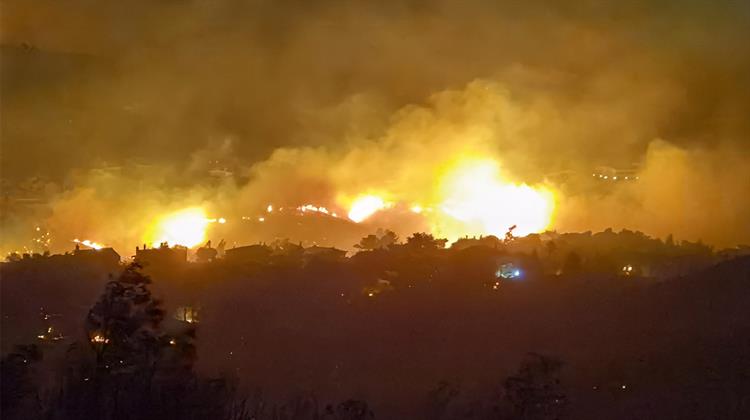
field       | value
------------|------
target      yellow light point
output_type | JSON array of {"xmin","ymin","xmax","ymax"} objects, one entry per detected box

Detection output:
[
  {"xmin": 258, "ymin": 217, "xmax": 265, "ymax": 222},
  {"xmin": 267, "ymin": 204, "xmax": 273, "ymax": 213},
  {"xmin": 147, "ymin": 207, "xmax": 211, "ymax": 248},
  {"xmin": 348, "ymin": 195, "xmax": 386, "ymax": 223},
  {"xmin": 410, "ymin": 205, "xmax": 423, "ymax": 214},
  {"xmin": 434, "ymin": 158, "xmax": 554, "ymax": 240},
  {"xmin": 218, "ymin": 217, "xmax": 226, "ymax": 224},
  {"xmin": 91, "ymin": 334, "xmax": 109, "ymax": 344}
]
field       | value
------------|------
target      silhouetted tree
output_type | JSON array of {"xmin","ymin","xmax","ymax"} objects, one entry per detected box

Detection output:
[
  {"xmin": 354, "ymin": 234, "xmax": 380, "ymax": 251},
  {"xmin": 405, "ymin": 232, "xmax": 448, "ymax": 251},
  {"xmin": 354, "ymin": 230, "xmax": 399, "ymax": 251},
  {"xmin": 59, "ymin": 263, "xmax": 200, "ymax": 419},
  {"xmin": 85, "ymin": 263, "xmax": 180, "ymax": 372}
]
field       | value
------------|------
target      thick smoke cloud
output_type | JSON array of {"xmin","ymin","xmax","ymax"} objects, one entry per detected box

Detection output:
[
  {"xmin": 556, "ymin": 141, "xmax": 750, "ymax": 246},
  {"xmin": 2, "ymin": 0, "xmax": 750, "ymax": 252}
]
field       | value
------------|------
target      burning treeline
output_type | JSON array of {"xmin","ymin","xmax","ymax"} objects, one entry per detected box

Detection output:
[
  {"xmin": 4, "ymin": 81, "xmax": 750, "ymax": 256},
  {"xmin": 2, "ymin": 2, "xmax": 750, "ymax": 255}
]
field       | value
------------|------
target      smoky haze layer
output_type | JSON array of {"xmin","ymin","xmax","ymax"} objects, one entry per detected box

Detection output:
[{"xmin": 1, "ymin": 0, "xmax": 750, "ymax": 251}]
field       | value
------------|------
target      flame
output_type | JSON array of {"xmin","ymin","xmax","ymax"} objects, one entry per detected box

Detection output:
[
  {"xmin": 347, "ymin": 195, "xmax": 386, "ymax": 222},
  {"xmin": 145, "ymin": 207, "xmax": 216, "ymax": 248},
  {"xmin": 73, "ymin": 239, "xmax": 105, "ymax": 250},
  {"xmin": 341, "ymin": 158, "xmax": 554, "ymax": 237},
  {"xmin": 297, "ymin": 204, "xmax": 335, "ymax": 216},
  {"xmin": 432, "ymin": 158, "xmax": 554, "ymax": 240}
]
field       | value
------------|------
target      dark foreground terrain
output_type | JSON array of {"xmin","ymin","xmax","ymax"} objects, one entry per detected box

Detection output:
[{"xmin": 2, "ymin": 231, "xmax": 750, "ymax": 419}]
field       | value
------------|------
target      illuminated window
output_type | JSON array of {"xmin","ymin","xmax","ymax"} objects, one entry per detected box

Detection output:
[{"xmin": 174, "ymin": 306, "xmax": 200, "ymax": 323}]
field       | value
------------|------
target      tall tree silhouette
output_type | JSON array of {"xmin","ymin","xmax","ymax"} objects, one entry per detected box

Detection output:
[{"xmin": 78, "ymin": 263, "xmax": 197, "ymax": 419}]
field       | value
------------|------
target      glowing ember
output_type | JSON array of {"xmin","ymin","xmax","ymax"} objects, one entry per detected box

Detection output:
[
  {"xmin": 73, "ymin": 239, "xmax": 105, "ymax": 250},
  {"xmin": 433, "ymin": 158, "xmax": 554, "ymax": 240},
  {"xmin": 348, "ymin": 195, "xmax": 386, "ymax": 223}
]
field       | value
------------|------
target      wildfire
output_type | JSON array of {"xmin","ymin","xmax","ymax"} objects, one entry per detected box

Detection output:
[
  {"xmin": 433, "ymin": 158, "xmax": 554, "ymax": 239},
  {"xmin": 73, "ymin": 239, "xmax": 105, "ymax": 250},
  {"xmin": 298, "ymin": 204, "xmax": 331, "ymax": 215},
  {"xmin": 145, "ymin": 207, "xmax": 225, "ymax": 248},
  {"xmin": 347, "ymin": 195, "xmax": 387, "ymax": 223},
  {"xmin": 340, "ymin": 157, "xmax": 555, "ymax": 240}
]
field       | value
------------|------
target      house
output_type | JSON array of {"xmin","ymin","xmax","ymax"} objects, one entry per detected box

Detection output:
[
  {"xmin": 303, "ymin": 245, "xmax": 347, "ymax": 261},
  {"xmin": 72, "ymin": 246, "xmax": 121, "ymax": 267},
  {"xmin": 225, "ymin": 244, "xmax": 272, "ymax": 263},
  {"xmin": 135, "ymin": 243, "xmax": 187, "ymax": 267}
]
